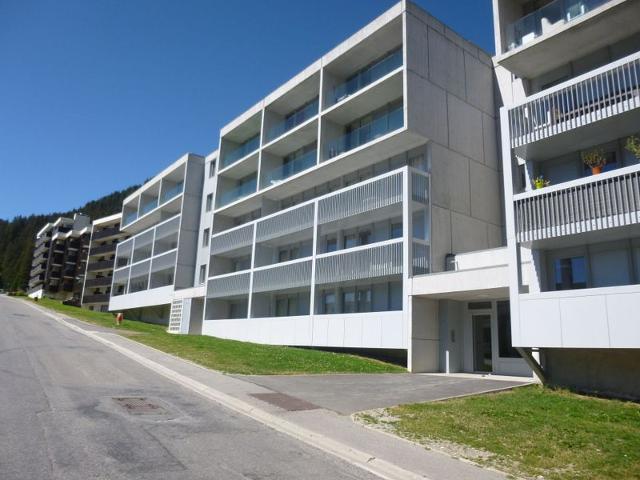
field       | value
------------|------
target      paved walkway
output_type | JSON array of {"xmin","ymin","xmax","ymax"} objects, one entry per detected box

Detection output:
[
  {"xmin": 235, "ymin": 372, "xmax": 531, "ymax": 414},
  {"xmin": 13, "ymin": 297, "xmax": 533, "ymax": 480}
]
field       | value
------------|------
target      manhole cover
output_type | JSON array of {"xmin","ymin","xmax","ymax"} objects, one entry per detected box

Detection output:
[
  {"xmin": 250, "ymin": 392, "xmax": 319, "ymax": 411},
  {"xmin": 112, "ymin": 397, "xmax": 167, "ymax": 415},
  {"xmin": 12, "ymin": 313, "xmax": 28, "ymax": 317}
]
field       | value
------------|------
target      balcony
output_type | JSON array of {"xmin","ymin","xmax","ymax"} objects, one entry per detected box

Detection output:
[
  {"xmin": 82, "ymin": 293, "xmax": 110, "ymax": 304},
  {"xmin": 33, "ymin": 242, "xmax": 49, "ymax": 257},
  {"xmin": 210, "ymin": 224, "xmax": 254, "ymax": 256},
  {"xmin": 92, "ymin": 226, "xmax": 120, "ymax": 241},
  {"xmin": 505, "ymin": 0, "xmax": 612, "ymax": 53},
  {"xmin": 496, "ymin": 0, "xmax": 640, "ymax": 78},
  {"xmin": 315, "ymin": 239, "xmax": 403, "ymax": 285},
  {"xmin": 514, "ymin": 163, "xmax": 640, "ymax": 243},
  {"xmin": 207, "ymin": 271, "xmax": 251, "ymax": 299},
  {"xmin": 218, "ymin": 177, "xmax": 257, "ymax": 208},
  {"xmin": 29, "ymin": 274, "xmax": 44, "ymax": 288},
  {"xmin": 252, "ymin": 259, "xmax": 312, "ymax": 293},
  {"xmin": 509, "ymin": 52, "xmax": 640, "ymax": 154},
  {"xmin": 139, "ymin": 198, "xmax": 158, "ymax": 217},
  {"xmin": 32, "ymin": 253, "xmax": 48, "ymax": 266},
  {"xmin": 123, "ymin": 211, "xmax": 137, "ymax": 226},
  {"xmin": 160, "ymin": 181, "xmax": 183, "ymax": 204},
  {"xmin": 332, "ymin": 48, "xmax": 402, "ymax": 105},
  {"xmin": 262, "ymin": 149, "xmax": 316, "ymax": 187},
  {"xmin": 84, "ymin": 276, "xmax": 112, "ymax": 288},
  {"xmin": 87, "ymin": 260, "xmax": 114, "ymax": 272},
  {"xmin": 325, "ymin": 105, "xmax": 403, "ymax": 160},
  {"xmin": 89, "ymin": 243, "xmax": 117, "ymax": 256},
  {"xmin": 221, "ymin": 135, "xmax": 260, "ymax": 170},
  {"xmin": 265, "ymin": 99, "xmax": 318, "ymax": 143}
]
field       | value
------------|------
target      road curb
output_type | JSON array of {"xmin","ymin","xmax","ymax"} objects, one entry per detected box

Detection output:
[{"xmin": 19, "ymin": 299, "xmax": 430, "ymax": 480}]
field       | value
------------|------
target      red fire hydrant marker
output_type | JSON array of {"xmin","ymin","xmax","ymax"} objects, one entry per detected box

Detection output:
[{"xmin": 116, "ymin": 312, "xmax": 123, "ymax": 326}]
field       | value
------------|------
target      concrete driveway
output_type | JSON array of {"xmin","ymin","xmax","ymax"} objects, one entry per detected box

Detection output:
[{"xmin": 234, "ymin": 373, "xmax": 532, "ymax": 414}]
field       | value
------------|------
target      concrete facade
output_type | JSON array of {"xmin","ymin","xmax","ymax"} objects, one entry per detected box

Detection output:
[{"xmin": 100, "ymin": 1, "xmax": 535, "ymax": 379}]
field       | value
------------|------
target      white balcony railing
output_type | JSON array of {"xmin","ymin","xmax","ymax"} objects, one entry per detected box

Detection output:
[
  {"xmin": 210, "ymin": 224, "xmax": 254, "ymax": 256},
  {"xmin": 514, "ymin": 164, "xmax": 640, "ymax": 242},
  {"xmin": 315, "ymin": 239, "xmax": 403, "ymax": 285},
  {"xmin": 252, "ymin": 259, "xmax": 312, "ymax": 293},
  {"xmin": 508, "ymin": 52, "xmax": 640, "ymax": 148},
  {"xmin": 207, "ymin": 271, "xmax": 251, "ymax": 298},
  {"xmin": 255, "ymin": 204, "xmax": 314, "ymax": 243},
  {"xmin": 317, "ymin": 171, "xmax": 403, "ymax": 224}
]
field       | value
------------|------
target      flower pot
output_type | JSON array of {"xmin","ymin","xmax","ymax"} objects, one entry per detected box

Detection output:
[{"xmin": 591, "ymin": 166, "xmax": 602, "ymax": 175}]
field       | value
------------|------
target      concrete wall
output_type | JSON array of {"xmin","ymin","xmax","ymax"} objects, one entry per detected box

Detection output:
[
  {"xmin": 202, "ymin": 311, "xmax": 405, "ymax": 348},
  {"xmin": 544, "ymin": 348, "xmax": 640, "ymax": 400},
  {"xmin": 193, "ymin": 153, "xmax": 218, "ymax": 288},
  {"xmin": 124, "ymin": 304, "xmax": 170, "ymax": 325},
  {"xmin": 404, "ymin": 8, "xmax": 504, "ymax": 273}
]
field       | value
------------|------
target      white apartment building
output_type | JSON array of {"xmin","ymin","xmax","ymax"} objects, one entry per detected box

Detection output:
[
  {"xmin": 493, "ymin": 0, "xmax": 640, "ymax": 396},
  {"xmin": 106, "ymin": 1, "xmax": 544, "ymax": 379},
  {"xmin": 108, "ymin": 152, "xmax": 215, "ymax": 332},
  {"xmin": 200, "ymin": 1, "xmax": 531, "ymax": 377}
]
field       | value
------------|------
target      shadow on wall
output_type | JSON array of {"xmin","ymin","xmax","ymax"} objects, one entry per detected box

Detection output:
[
  {"xmin": 543, "ymin": 348, "xmax": 640, "ymax": 401},
  {"xmin": 122, "ymin": 305, "xmax": 170, "ymax": 326},
  {"xmin": 302, "ymin": 347, "xmax": 407, "ymax": 368}
]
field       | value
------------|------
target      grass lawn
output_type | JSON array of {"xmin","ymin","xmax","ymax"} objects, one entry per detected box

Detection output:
[
  {"xmin": 358, "ymin": 385, "xmax": 640, "ymax": 480},
  {"xmin": 28, "ymin": 298, "xmax": 405, "ymax": 375}
]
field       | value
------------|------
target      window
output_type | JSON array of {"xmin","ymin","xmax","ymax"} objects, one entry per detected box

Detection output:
[
  {"xmin": 278, "ymin": 249, "xmax": 289, "ymax": 263},
  {"xmin": 358, "ymin": 230, "xmax": 371, "ymax": 246},
  {"xmin": 326, "ymin": 237, "xmax": 337, "ymax": 253},
  {"xmin": 344, "ymin": 234, "xmax": 357, "ymax": 249},
  {"xmin": 202, "ymin": 228, "xmax": 210, "ymax": 248},
  {"xmin": 554, "ymin": 256, "xmax": 587, "ymax": 290},
  {"xmin": 209, "ymin": 160, "xmax": 216, "ymax": 178},
  {"xmin": 229, "ymin": 301, "xmax": 246, "ymax": 319},
  {"xmin": 206, "ymin": 194, "xmax": 213, "ymax": 212},
  {"xmin": 276, "ymin": 297, "xmax": 288, "ymax": 316},
  {"xmin": 497, "ymin": 301, "xmax": 520, "ymax": 358},
  {"xmin": 199, "ymin": 265, "xmax": 207, "ymax": 285},
  {"xmin": 321, "ymin": 291, "xmax": 336, "ymax": 314},
  {"xmin": 233, "ymin": 256, "xmax": 251, "ymax": 271},
  {"xmin": 391, "ymin": 222, "xmax": 402, "ymax": 239},
  {"xmin": 357, "ymin": 287, "xmax": 372, "ymax": 312},
  {"xmin": 343, "ymin": 290, "xmax": 356, "ymax": 313}
]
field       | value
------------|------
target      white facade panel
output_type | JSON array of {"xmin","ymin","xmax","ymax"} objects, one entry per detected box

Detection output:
[{"xmin": 518, "ymin": 285, "xmax": 640, "ymax": 348}]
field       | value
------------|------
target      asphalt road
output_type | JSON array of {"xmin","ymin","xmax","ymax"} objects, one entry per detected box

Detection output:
[{"xmin": 0, "ymin": 296, "xmax": 379, "ymax": 480}]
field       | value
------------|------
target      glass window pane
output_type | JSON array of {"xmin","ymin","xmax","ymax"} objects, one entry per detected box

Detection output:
[
  {"xmin": 554, "ymin": 256, "xmax": 587, "ymax": 290},
  {"xmin": 497, "ymin": 301, "xmax": 520, "ymax": 358}
]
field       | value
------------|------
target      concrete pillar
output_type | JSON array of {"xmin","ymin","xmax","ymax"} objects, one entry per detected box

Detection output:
[{"xmin": 408, "ymin": 296, "xmax": 440, "ymax": 372}]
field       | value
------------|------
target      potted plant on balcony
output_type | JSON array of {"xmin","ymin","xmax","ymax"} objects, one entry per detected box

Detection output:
[
  {"xmin": 533, "ymin": 176, "xmax": 550, "ymax": 189},
  {"xmin": 626, "ymin": 135, "xmax": 640, "ymax": 160},
  {"xmin": 581, "ymin": 148, "xmax": 606, "ymax": 175}
]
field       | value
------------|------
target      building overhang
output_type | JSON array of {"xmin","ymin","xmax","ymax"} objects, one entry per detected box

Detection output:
[
  {"xmin": 494, "ymin": 0, "xmax": 640, "ymax": 79},
  {"xmin": 410, "ymin": 247, "xmax": 510, "ymax": 300}
]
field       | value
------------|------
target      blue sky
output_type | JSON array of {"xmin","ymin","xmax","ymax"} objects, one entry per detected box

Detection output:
[{"xmin": 0, "ymin": 0, "xmax": 494, "ymax": 220}]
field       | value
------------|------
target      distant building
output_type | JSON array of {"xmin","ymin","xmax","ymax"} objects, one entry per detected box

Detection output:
[
  {"xmin": 81, "ymin": 213, "xmax": 127, "ymax": 312},
  {"xmin": 28, "ymin": 213, "xmax": 91, "ymax": 300}
]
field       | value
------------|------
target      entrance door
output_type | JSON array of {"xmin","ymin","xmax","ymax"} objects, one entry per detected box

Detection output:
[{"xmin": 472, "ymin": 314, "xmax": 493, "ymax": 372}]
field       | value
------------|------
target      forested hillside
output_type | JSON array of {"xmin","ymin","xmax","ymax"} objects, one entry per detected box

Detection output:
[{"xmin": 0, "ymin": 186, "xmax": 138, "ymax": 291}]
